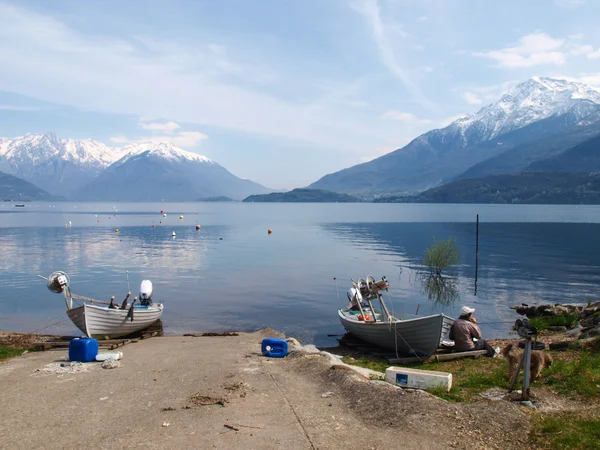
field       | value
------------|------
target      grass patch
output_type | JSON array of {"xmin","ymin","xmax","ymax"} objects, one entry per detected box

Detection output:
[
  {"xmin": 530, "ymin": 413, "xmax": 600, "ymax": 450},
  {"xmin": 343, "ymin": 353, "xmax": 509, "ymax": 402},
  {"xmin": 343, "ymin": 347, "xmax": 600, "ymax": 402},
  {"xmin": 0, "ymin": 345, "xmax": 26, "ymax": 361},
  {"xmin": 543, "ymin": 350, "xmax": 600, "ymax": 398},
  {"xmin": 341, "ymin": 355, "xmax": 388, "ymax": 373},
  {"xmin": 418, "ymin": 357, "xmax": 509, "ymax": 402},
  {"xmin": 530, "ymin": 313, "xmax": 579, "ymax": 331}
]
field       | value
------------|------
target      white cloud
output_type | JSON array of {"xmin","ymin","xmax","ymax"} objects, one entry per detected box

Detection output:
[
  {"xmin": 0, "ymin": 3, "xmax": 354, "ymax": 151},
  {"xmin": 477, "ymin": 32, "xmax": 566, "ymax": 68},
  {"xmin": 352, "ymin": 0, "xmax": 434, "ymax": 110},
  {"xmin": 139, "ymin": 120, "xmax": 181, "ymax": 132},
  {"xmin": 550, "ymin": 73, "xmax": 600, "ymax": 91},
  {"xmin": 382, "ymin": 110, "xmax": 416, "ymax": 121},
  {"xmin": 381, "ymin": 110, "xmax": 434, "ymax": 124},
  {"xmin": 439, "ymin": 114, "xmax": 468, "ymax": 128},
  {"xmin": 462, "ymin": 92, "xmax": 482, "ymax": 105},
  {"xmin": 0, "ymin": 104, "xmax": 43, "ymax": 111},
  {"xmin": 555, "ymin": 0, "xmax": 587, "ymax": 7},
  {"xmin": 110, "ymin": 131, "xmax": 208, "ymax": 148},
  {"xmin": 418, "ymin": 16, "xmax": 428, "ymax": 22},
  {"xmin": 570, "ymin": 44, "xmax": 594, "ymax": 56},
  {"xmin": 588, "ymin": 49, "xmax": 600, "ymax": 59},
  {"xmin": 109, "ymin": 135, "xmax": 131, "ymax": 144}
]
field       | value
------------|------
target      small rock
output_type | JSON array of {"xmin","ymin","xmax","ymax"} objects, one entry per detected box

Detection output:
[
  {"xmin": 519, "ymin": 401, "xmax": 536, "ymax": 410},
  {"xmin": 162, "ymin": 422, "xmax": 170, "ymax": 427},
  {"xmin": 101, "ymin": 359, "xmax": 120, "ymax": 369},
  {"xmin": 321, "ymin": 392, "xmax": 334, "ymax": 398},
  {"xmin": 547, "ymin": 326, "xmax": 567, "ymax": 332}
]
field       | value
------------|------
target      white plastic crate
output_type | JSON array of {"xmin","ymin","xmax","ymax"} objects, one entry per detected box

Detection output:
[{"xmin": 385, "ymin": 366, "xmax": 452, "ymax": 392}]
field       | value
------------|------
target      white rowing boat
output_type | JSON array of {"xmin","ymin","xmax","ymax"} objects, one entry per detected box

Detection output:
[
  {"xmin": 42, "ymin": 271, "xmax": 164, "ymax": 340},
  {"xmin": 338, "ymin": 276, "xmax": 453, "ymax": 356}
]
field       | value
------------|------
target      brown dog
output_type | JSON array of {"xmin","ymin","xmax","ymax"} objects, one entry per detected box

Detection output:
[{"xmin": 502, "ymin": 343, "xmax": 553, "ymax": 382}]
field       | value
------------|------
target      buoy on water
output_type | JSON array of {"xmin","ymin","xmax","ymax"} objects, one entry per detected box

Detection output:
[
  {"xmin": 115, "ymin": 229, "xmax": 119, "ymax": 233},
  {"xmin": 195, "ymin": 224, "xmax": 201, "ymax": 230},
  {"xmin": 97, "ymin": 220, "xmax": 100, "ymax": 223},
  {"xmin": 172, "ymin": 231, "xmax": 176, "ymax": 237},
  {"xmin": 267, "ymin": 229, "xmax": 272, "ymax": 234},
  {"xmin": 160, "ymin": 210, "xmax": 164, "ymax": 214},
  {"xmin": 152, "ymin": 223, "xmax": 156, "ymax": 228},
  {"xmin": 179, "ymin": 215, "xmax": 184, "ymax": 220},
  {"xmin": 163, "ymin": 213, "xmax": 167, "ymax": 218}
]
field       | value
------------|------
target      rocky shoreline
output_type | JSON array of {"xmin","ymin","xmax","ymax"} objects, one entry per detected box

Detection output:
[{"xmin": 511, "ymin": 301, "xmax": 600, "ymax": 341}]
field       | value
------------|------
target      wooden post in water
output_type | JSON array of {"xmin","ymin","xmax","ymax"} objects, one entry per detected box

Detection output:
[{"xmin": 474, "ymin": 214, "xmax": 479, "ymax": 296}]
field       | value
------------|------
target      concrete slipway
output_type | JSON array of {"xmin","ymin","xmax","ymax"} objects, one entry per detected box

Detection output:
[{"xmin": 0, "ymin": 330, "xmax": 527, "ymax": 450}]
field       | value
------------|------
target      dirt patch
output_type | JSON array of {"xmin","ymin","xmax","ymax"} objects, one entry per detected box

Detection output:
[
  {"xmin": 286, "ymin": 350, "xmax": 529, "ymax": 450},
  {"xmin": 186, "ymin": 393, "xmax": 227, "ymax": 407},
  {"xmin": 0, "ymin": 331, "xmax": 54, "ymax": 349},
  {"xmin": 222, "ymin": 381, "xmax": 248, "ymax": 398},
  {"xmin": 183, "ymin": 332, "xmax": 240, "ymax": 337}
]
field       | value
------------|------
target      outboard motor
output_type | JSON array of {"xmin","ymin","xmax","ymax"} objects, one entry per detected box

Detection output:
[{"xmin": 139, "ymin": 280, "xmax": 153, "ymax": 306}]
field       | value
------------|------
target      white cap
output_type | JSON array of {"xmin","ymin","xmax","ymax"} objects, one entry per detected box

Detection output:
[{"xmin": 460, "ymin": 305, "xmax": 475, "ymax": 316}]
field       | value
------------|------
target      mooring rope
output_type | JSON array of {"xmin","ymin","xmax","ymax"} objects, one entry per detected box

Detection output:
[{"xmin": 29, "ymin": 318, "xmax": 69, "ymax": 334}]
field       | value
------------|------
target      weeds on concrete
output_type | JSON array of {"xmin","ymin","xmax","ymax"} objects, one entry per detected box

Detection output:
[{"xmin": 0, "ymin": 345, "xmax": 25, "ymax": 361}]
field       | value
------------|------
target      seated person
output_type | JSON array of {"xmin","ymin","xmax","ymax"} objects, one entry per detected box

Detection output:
[{"xmin": 449, "ymin": 306, "xmax": 499, "ymax": 357}]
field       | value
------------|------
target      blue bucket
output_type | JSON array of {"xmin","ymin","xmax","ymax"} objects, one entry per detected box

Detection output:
[{"xmin": 261, "ymin": 338, "xmax": 288, "ymax": 358}]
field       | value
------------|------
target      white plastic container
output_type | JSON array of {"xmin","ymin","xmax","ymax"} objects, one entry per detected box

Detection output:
[
  {"xmin": 385, "ymin": 366, "xmax": 452, "ymax": 392},
  {"xmin": 95, "ymin": 352, "xmax": 123, "ymax": 362}
]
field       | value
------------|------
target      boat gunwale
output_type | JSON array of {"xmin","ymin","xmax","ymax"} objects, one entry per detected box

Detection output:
[{"xmin": 338, "ymin": 308, "xmax": 453, "ymax": 325}]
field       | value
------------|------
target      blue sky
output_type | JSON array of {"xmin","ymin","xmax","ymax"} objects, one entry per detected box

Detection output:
[{"xmin": 1, "ymin": 0, "xmax": 599, "ymax": 189}]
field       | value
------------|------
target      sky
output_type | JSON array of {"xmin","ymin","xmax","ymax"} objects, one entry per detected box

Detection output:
[{"xmin": 1, "ymin": 0, "xmax": 600, "ymax": 189}]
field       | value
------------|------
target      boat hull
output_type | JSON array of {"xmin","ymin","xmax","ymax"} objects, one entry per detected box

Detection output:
[
  {"xmin": 66, "ymin": 303, "xmax": 164, "ymax": 339},
  {"xmin": 338, "ymin": 310, "xmax": 454, "ymax": 356}
]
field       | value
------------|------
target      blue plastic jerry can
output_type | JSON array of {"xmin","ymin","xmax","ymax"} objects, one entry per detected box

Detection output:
[
  {"xmin": 69, "ymin": 337, "xmax": 99, "ymax": 362},
  {"xmin": 261, "ymin": 338, "xmax": 288, "ymax": 358}
]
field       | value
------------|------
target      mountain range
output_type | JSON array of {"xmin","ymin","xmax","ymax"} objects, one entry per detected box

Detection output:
[
  {"xmin": 309, "ymin": 77, "xmax": 600, "ymax": 199},
  {"xmin": 3, "ymin": 76, "xmax": 600, "ymax": 203},
  {"xmin": 0, "ymin": 170, "xmax": 58, "ymax": 201},
  {"xmin": 0, "ymin": 135, "xmax": 271, "ymax": 201}
]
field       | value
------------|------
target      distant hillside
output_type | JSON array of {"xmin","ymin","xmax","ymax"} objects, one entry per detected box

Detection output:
[
  {"xmin": 374, "ymin": 172, "xmax": 600, "ymax": 204},
  {"xmin": 309, "ymin": 77, "xmax": 600, "ymax": 197},
  {"xmin": 196, "ymin": 196, "xmax": 235, "ymax": 202},
  {"xmin": 243, "ymin": 188, "xmax": 361, "ymax": 203},
  {"xmin": 527, "ymin": 133, "xmax": 600, "ymax": 172},
  {"xmin": 0, "ymin": 171, "xmax": 58, "ymax": 201}
]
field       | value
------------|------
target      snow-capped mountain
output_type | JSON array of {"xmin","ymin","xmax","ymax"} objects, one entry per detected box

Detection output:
[
  {"xmin": 0, "ymin": 134, "xmax": 271, "ymax": 200},
  {"xmin": 76, "ymin": 142, "xmax": 271, "ymax": 201},
  {"xmin": 0, "ymin": 132, "xmax": 127, "ymax": 196},
  {"xmin": 310, "ymin": 77, "xmax": 600, "ymax": 196},
  {"xmin": 451, "ymin": 77, "xmax": 600, "ymax": 144},
  {"xmin": 115, "ymin": 142, "xmax": 216, "ymax": 166}
]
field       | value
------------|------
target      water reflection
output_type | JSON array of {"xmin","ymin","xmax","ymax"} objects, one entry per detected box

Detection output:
[
  {"xmin": 419, "ymin": 273, "xmax": 460, "ymax": 306},
  {"xmin": 3, "ymin": 206, "xmax": 600, "ymax": 346},
  {"xmin": 321, "ymin": 222, "xmax": 600, "ymax": 338}
]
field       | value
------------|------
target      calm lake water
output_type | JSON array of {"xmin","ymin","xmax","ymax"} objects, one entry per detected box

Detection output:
[{"xmin": 2, "ymin": 202, "xmax": 600, "ymax": 347}]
